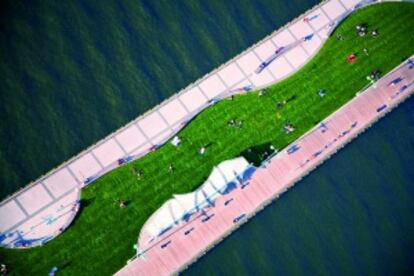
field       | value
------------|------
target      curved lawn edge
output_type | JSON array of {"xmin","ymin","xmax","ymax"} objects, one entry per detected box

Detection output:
[
  {"xmin": 132, "ymin": 0, "xmax": 411, "ymax": 259},
  {"xmin": 1, "ymin": 2, "xmax": 414, "ymax": 275},
  {"xmin": 88, "ymin": 1, "xmax": 414, "ymax": 271}
]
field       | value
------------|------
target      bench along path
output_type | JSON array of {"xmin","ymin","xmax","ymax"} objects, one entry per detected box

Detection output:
[
  {"xmin": 0, "ymin": 0, "xmax": 379, "ymax": 248},
  {"xmin": 116, "ymin": 56, "xmax": 414, "ymax": 276}
]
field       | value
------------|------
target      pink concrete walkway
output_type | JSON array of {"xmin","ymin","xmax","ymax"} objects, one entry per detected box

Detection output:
[{"xmin": 116, "ymin": 57, "xmax": 414, "ymax": 275}]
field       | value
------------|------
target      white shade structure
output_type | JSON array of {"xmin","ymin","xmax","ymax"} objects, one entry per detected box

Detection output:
[{"xmin": 138, "ymin": 157, "xmax": 254, "ymax": 248}]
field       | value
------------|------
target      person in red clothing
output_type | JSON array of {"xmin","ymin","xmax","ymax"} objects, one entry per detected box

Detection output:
[{"xmin": 347, "ymin": 53, "xmax": 357, "ymax": 63}]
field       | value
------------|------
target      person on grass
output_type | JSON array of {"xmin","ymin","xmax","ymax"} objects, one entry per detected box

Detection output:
[
  {"xmin": 119, "ymin": 200, "xmax": 127, "ymax": 209},
  {"xmin": 1, "ymin": 264, "xmax": 7, "ymax": 275}
]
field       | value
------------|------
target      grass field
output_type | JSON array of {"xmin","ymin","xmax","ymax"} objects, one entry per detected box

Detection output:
[{"xmin": 1, "ymin": 3, "xmax": 414, "ymax": 275}]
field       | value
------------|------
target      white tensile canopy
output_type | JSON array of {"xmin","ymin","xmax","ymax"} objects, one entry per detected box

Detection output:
[{"xmin": 139, "ymin": 157, "xmax": 250, "ymax": 244}]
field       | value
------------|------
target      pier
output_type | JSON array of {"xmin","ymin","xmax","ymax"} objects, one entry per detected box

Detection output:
[{"xmin": 116, "ymin": 56, "xmax": 414, "ymax": 275}]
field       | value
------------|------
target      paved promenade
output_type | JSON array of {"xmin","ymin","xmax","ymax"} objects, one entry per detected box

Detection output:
[
  {"xmin": 116, "ymin": 56, "xmax": 414, "ymax": 276},
  {"xmin": 1, "ymin": 0, "xmax": 371, "ymax": 248}
]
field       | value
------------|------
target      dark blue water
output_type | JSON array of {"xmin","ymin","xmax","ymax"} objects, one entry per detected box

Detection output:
[{"xmin": 184, "ymin": 96, "xmax": 414, "ymax": 275}]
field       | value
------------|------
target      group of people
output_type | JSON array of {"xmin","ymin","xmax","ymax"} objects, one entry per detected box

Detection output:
[
  {"xmin": 283, "ymin": 122, "xmax": 295, "ymax": 134},
  {"xmin": 276, "ymin": 100, "xmax": 286, "ymax": 109},
  {"xmin": 367, "ymin": 69, "xmax": 382, "ymax": 82},
  {"xmin": 342, "ymin": 23, "xmax": 381, "ymax": 66},
  {"xmin": 356, "ymin": 23, "xmax": 378, "ymax": 38},
  {"xmin": 336, "ymin": 33, "xmax": 344, "ymax": 41},
  {"xmin": 227, "ymin": 119, "xmax": 243, "ymax": 128}
]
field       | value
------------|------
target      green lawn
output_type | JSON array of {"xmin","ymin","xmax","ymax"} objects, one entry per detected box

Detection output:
[{"xmin": 1, "ymin": 3, "xmax": 414, "ymax": 275}]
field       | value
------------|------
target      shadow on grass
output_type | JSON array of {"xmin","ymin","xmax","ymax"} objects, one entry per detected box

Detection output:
[
  {"xmin": 59, "ymin": 260, "xmax": 72, "ymax": 271},
  {"xmin": 70, "ymin": 197, "xmax": 95, "ymax": 226},
  {"xmin": 240, "ymin": 142, "xmax": 276, "ymax": 167}
]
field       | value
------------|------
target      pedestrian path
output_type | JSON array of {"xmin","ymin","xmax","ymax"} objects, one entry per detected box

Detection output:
[
  {"xmin": 0, "ymin": 0, "xmax": 374, "ymax": 248},
  {"xmin": 116, "ymin": 54, "xmax": 414, "ymax": 276}
]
